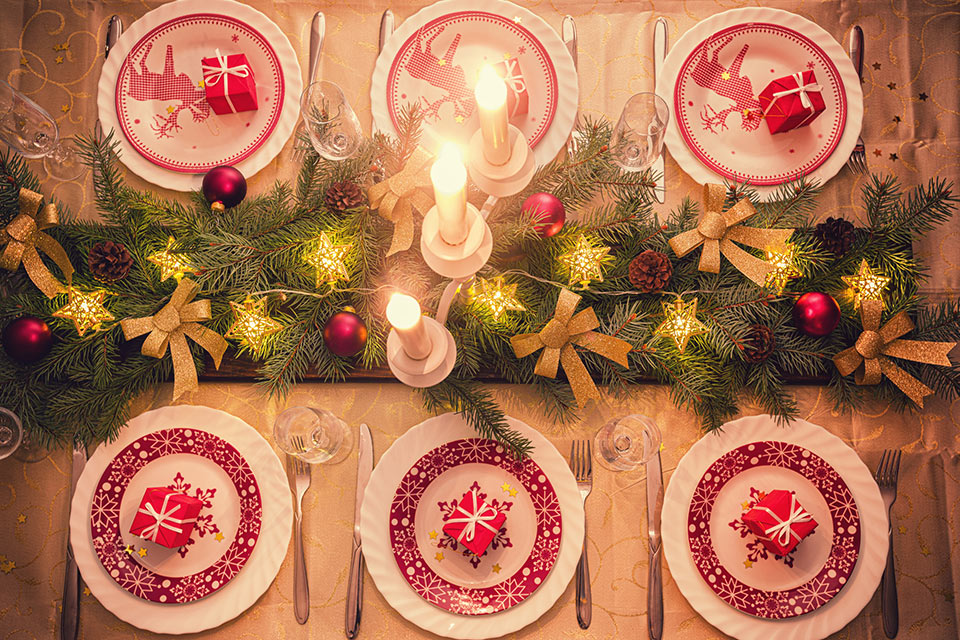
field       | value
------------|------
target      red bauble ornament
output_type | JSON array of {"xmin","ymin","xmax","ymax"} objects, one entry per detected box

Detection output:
[
  {"xmin": 792, "ymin": 292, "xmax": 841, "ymax": 338},
  {"xmin": 323, "ymin": 309, "xmax": 368, "ymax": 357},
  {"xmin": 2, "ymin": 316, "xmax": 53, "ymax": 364},
  {"xmin": 202, "ymin": 165, "xmax": 247, "ymax": 209},
  {"xmin": 522, "ymin": 192, "xmax": 565, "ymax": 238}
]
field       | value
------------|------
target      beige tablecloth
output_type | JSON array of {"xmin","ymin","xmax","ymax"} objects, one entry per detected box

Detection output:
[{"xmin": 1, "ymin": 1, "xmax": 959, "ymax": 639}]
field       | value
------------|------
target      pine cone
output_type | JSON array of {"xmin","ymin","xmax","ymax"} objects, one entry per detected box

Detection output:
[
  {"xmin": 814, "ymin": 217, "xmax": 856, "ymax": 256},
  {"xmin": 324, "ymin": 181, "xmax": 365, "ymax": 212},
  {"xmin": 628, "ymin": 250, "xmax": 672, "ymax": 293},
  {"xmin": 744, "ymin": 324, "xmax": 776, "ymax": 363},
  {"xmin": 88, "ymin": 241, "xmax": 133, "ymax": 282}
]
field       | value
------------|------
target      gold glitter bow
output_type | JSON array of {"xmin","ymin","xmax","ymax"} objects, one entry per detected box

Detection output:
[
  {"xmin": 668, "ymin": 184, "xmax": 794, "ymax": 286},
  {"xmin": 833, "ymin": 299, "xmax": 955, "ymax": 407},
  {"xmin": 367, "ymin": 147, "xmax": 435, "ymax": 256},
  {"xmin": 121, "ymin": 278, "xmax": 228, "ymax": 400},
  {"xmin": 0, "ymin": 188, "xmax": 74, "ymax": 298},
  {"xmin": 511, "ymin": 288, "xmax": 632, "ymax": 408}
]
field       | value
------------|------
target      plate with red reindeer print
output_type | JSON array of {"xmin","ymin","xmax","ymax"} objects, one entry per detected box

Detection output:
[
  {"xmin": 657, "ymin": 8, "xmax": 862, "ymax": 199},
  {"xmin": 371, "ymin": 0, "xmax": 578, "ymax": 166},
  {"xmin": 97, "ymin": 0, "xmax": 301, "ymax": 191}
]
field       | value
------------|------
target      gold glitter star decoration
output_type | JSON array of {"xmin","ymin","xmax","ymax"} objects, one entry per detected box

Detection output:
[
  {"xmin": 225, "ymin": 296, "xmax": 284, "ymax": 351},
  {"xmin": 764, "ymin": 244, "xmax": 802, "ymax": 295},
  {"xmin": 473, "ymin": 276, "xmax": 524, "ymax": 321},
  {"xmin": 655, "ymin": 297, "xmax": 708, "ymax": 353},
  {"xmin": 303, "ymin": 232, "xmax": 351, "ymax": 287},
  {"xmin": 842, "ymin": 259, "xmax": 890, "ymax": 309},
  {"xmin": 147, "ymin": 237, "xmax": 194, "ymax": 282},
  {"xmin": 558, "ymin": 235, "xmax": 610, "ymax": 287},
  {"xmin": 53, "ymin": 288, "xmax": 114, "ymax": 336}
]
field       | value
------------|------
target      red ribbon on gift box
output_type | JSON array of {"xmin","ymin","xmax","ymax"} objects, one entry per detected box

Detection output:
[
  {"xmin": 446, "ymin": 489, "xmax": 500, "ymax": 543},
  {"xmin": 137, "ymin": 491, "xmax": 197, "ymax": 543},
  {"xmin": 754, "ymin": 492, "xmax": 813, "ymax": 546},
  {"xmin": 201, "ymin": 48, "xmax": 252, "ymax": 114}
]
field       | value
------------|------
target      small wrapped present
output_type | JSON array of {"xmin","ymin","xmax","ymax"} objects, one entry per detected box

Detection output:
[
  {"xmin": 442, "ymin": 488, "xmax": 507, "ymax": 556},
  {"xmin": 129, "ymin": 487, "xmax": 202, "ymax": 548},
  {"xmin": 201, "ymin": 49, "xmax": 258, "ymax": 115},
  {"xmin": 758, "ymin": 70, "xmax": 825, "ymax": 134},
  {"xmin": 492, "ymin": 58, "xmax": 529, "ymax": 120},
  {"xmin": 742, "ymin": 489, "xmax": 817, "ymax": 556}
]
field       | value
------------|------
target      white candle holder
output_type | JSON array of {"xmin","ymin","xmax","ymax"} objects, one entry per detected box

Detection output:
[
  {"xmin": 467, "ymin": 124, "xmax": 536, "ymax": 198},
  {"xmin": 386, "ymin": 316, "xmax": 457, "ymax": 388},
  {"xmin": 420, "ymin": 202, "xmax": 493, "ymax": 280}
]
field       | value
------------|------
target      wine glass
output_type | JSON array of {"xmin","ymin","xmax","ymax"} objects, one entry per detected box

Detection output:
[
  {"xmin": 299, "ymin": 81, "xmax": 363, "ymax": 161},
  {"xmin": 0, "ymin": 407, "xmax": 23, "ymax": 461},
  {"xmin": 274, "ymin": 406, "xmax": 349, "ymax": 463},
  {"xmin": 594, "ymin": 414, "xmax": 662, "ymax": 471},
  {"xmin": 0, "ymin": 79, "xmax": 85, "ymax": 180},
  {"xmin": 609, "ymin": 92, "xmax": 669, "ymax": 173}
]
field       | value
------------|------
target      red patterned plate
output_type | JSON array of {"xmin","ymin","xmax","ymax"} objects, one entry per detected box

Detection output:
[
  {"xmin": 687, "ymin": 440, "xmax": 860, "ymax": 618},
  {"xmin": 89, "ymin": 427, "xmax": 262, "ymax": 603},
  {"xmin": 389, "ymin": 438, "xmax": 562, "ymax": 615}
]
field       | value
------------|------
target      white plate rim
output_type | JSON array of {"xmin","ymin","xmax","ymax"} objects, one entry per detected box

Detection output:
[
  {"xmin": 360, "ymin": 413, "xmax": 584, "ymax": 639},
  {"xmin": 70, "ymin": 405, "xmax": 292, "ymax": 634},
  {"xmin": 662, "ymin": 415, "xmax": 887, "ymax": 640}
]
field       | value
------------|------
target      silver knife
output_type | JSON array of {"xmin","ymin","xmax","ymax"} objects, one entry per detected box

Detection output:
[
  {"xmin": 345, "ymin": 424, "xmax": 373, "ymax": 639},
  {"xmin": 646, "ymin": 448, "xmax": 664, "ymax": 640},
  {"xmin": 95, "ymin": 16, "xmax": 123, "ymax": 139},
  {"xmin": 308, "ymin": 13, "xmax": 325, "ymax": 86},
  {"xmin": 60, "ymin": 440, "xmax": 87, "ymax": 640},
  {"xmin": 378, "ymin": 10, "xmax": 395, "ymax": 55},
  {"xmin": 651, "ymin": 18, "xmax": 667, "ymax": 204}
]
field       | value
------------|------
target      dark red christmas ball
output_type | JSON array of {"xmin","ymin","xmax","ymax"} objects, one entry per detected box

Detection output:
[
  {"xmin": 2, "ymin": 316, "xmax": 53, "ymax": 364},
  {"xmin": 793, "ymin": 292, "xmax": 841, "ymax": 338},
  {"xmin": 323, "ymin": 309, "xmax": 368, "ymax": 357},
  {"xmin": 202, "ymin": 165, "xmax": 247, "ymax": 209},
  {"xmin": 522, "ymin": 192, "xmax": 565, "ymax": 238}
]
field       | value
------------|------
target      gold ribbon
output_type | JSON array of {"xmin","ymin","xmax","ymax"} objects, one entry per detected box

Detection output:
[
  {"xmin": 668, "ymin": 184, "xmax": 794, "ymax": 286},
  {"xmin": 0, "ymin": 188, "xmax": 74, "ymax": 298},
  {"xmin": 121, "ymin": 279, "xmax": 228, "ymax": 400},
  {"xmin": 833, "ymin": 299, "xmax": 955, "ymax": 407},
  {"xmin": 511, "ymin": 288, "xmax": 633, "ymax": 408},
  {"xmin": 367, "ymin": 147, "xmax": 435, "ymax": 256}
]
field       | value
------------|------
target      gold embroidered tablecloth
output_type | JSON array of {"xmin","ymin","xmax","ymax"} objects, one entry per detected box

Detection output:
[{"xmin": 1, "ymin": 1, "xmax": 959, "ymax": 639}]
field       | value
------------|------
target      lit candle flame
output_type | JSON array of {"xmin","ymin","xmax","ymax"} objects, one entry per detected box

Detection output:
[
  {"xmin": 475, "ymin": 64, "xmax": 507, "ymax": 111},
  {"xmin": 386, "ymin": 293, "xmax": 423, "ymax": 330},
  {"xmin": 430, "ymin": 142, "xmax": 467, "ymax": 195}
]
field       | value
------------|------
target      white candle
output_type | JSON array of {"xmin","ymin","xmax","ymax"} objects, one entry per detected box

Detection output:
[
  {"xmin": 475, "ymin": 64, "xmax": 510, "ymax": 166},
  {"xmin": 386, "ymin": 293, "xmax": 432, "ymax": 360},
  {"xmin": 430, "ymin": 142, "xmax": 469, "ymax": 246}
]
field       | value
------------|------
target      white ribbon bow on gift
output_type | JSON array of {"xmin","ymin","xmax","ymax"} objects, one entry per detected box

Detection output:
[
  {"xmin": 446, "ymin": 489, "xmax": 500, "ymax": 543},
  {"xmin": 756, "ymin": 493, "xmax": 813, "ymax": 547},
  {"xmin": 763, "ymin": 72, "xmax": 823, "ymax": 124},
  {"xmin": 500, "ymin": 58, "xmax": 526, "ymax": 94},
  {"xmin": 200, "ymin": 48, "xmax": 251, "ymax": 113},
  {"xmin": 137, "ymin": 492, "xmax": 196, "ymax": 543}
]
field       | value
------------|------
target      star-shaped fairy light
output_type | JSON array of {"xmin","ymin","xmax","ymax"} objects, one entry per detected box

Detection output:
[
  {"xmin": 841, "ymin": 259, "xmax": 890, "ymax": 309},
  {"xmin": 53, "ymin": 288, "xmax": 114, "ymax": 336},
  {"xmin": 558, "ymin": 235, "xmax": 610, "ymax": 287},
  {"xmin": 764, "ymin": 244, "xmax": 802, "ymax": 295},
  {"xmin": 147, "ymin": 237, "xmax": 194, "ymax": 282},
  {"xmin": 473, "ymin": 276, "xmax": 525, "ymax": 321},
  {"xmin": 655, "ymin": 297, "xmax": 708, "ymax": 353},
  {"xmin": 225, "ymin": 296, "xmax": 284, "ymax": 351},
  {"xmin": 303, "ymin": 232, "xmax": 351, "ymax": 287}
]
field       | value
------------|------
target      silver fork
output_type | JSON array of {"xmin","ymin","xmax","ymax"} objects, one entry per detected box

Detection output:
[
  {"xmin": 290, "ymin": 436, "xmax": 312, "ymax": 624},
  {"xmin": 846, "ymin": 25, "xmax": 867, "ymax": 174},
  {"xmin": 570, "ymin": 440, "xmax": 592, "ymax": 629},
  {"xmin": 875, "ymin": 449, "xmax": 901, "ymax": 638}
]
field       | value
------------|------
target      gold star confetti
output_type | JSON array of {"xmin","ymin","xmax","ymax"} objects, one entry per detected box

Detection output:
[
  {"xmin": 435, "ymin": 552, "xmax": 444, "ymax": 561},
  {"xmin": 124, "ymin": 545, "xmax": 135, "ymax": 554},
  {"xmin": 20, "ymin": 56, "xmax": 27, "ymax": 66},
  {"xmin": 147, "ymin": 237, "xmax": 194, "ymax": 282},
  {"xmin": 508, "ymin": 487, "xmax": 518, "ymax": 497},
  {"xmin": 558, "ymin": 235, "xmax": 610, "ymax": 286},
  {"xmin": 920, "ymin": 546, "xmax": 930, "ymax": 556},
  {"xmin": 60, "ymin": 41, "xmax": 69, "ymax": 50},
  {"xmin": 898, "ymin": 526, "xmax": 907, "ymax": 535},
  {"xmin": 137, "ymin": 547, "xmax": 148, "ymax": 558},
  {"xmin": 513, "ymin": 16, "xmax": 522, "ymax": 24},
  {"xmin": 53, "ymin": 288, "xmax": 114, "ymax": 336},
  {"xmin": 500, "ymin": 482, "xmax": 511, "ymax": 493},
  {"xmin": 655, "ymin": 297, "xmax": 707, "ymax": 353},
  {"xmin": 454, "ymin": 115, "xmax": 465, "ymax": 123},
  {"xmin": 842, "ymin": 259, "xmax": 889, "ymax": 309},
  {"xmin": 503, "ymin": 52, "xmax": 512, "ymax": 60},
  {"xmin": 166, "ymin": 105, "xmax": 175, "ymax": 113},
  {"xmin": 226, "ymin": 296, "xmax": 284, "ymax": 351},
  {"xmin": 215, "ymin": 531, "xmax": 224, "ymax": 542},
  {"xmin": 437, "ymin": 59, "xmax": 446, "ymax": 66},
  {"xmin": 16, "ymin": 514, "xmax": 25, "ymax": 524},
  {"xmin": 764, "ymin": 244, "xmax": 802, "ymax": 295},
  {"xmin": 492, "ymin": 563, "xmax": 502, "ymax": 573},
  {"xmin": 82, "ymin": 587, "xmax": 91, "ymax": 596},
  {"xmin": 743, "ymin": 559, "xmax": 753, "ymax": 569},
  {"xmin": 198, "ymin": 80, "xmax": 205, "ymax": 88},
  {"xmin": 55, "ymin": 55, "xmax": 64, "ymax": 64},
  {"xmin": 473, "ymin": 276, "xmax": 525, "ymax": 321},
  {"xmin": 741, "ymin": 501, "xmax": 751, "ymax": 510},
  {"xmin": 721, "ymin": 71, "xmax": 731, "ymax": 80},
  {"xmin": 1, "ymin": 560, "xmax": 15, "ymax": 573},
  {"xmin": 303, "ymin": 232, "xmax": 351, "ymax": 287},
  {"xmin": 60, "ymin": 104, "xmax": 69, "ymax": 113},
  {"xmin": 429, "ymin": 530, "xmax": 438, "ymax": 540}
]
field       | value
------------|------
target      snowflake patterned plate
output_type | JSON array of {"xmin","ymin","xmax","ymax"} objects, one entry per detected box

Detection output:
[
  {"xmin": 371, "ymin": 0, "xmax": 578, "ymax": 166},
  {"xmin": 97, "ymin": 0, "xmax": 302, "ymax": 191},
  {"xmin": 656, "ymin": 8, "xmax": 863, "ymax": 199},
  {"xmin": 89, "ymin": 427, "xmax": 262, "ymax": 603},
  {"xmin": 389, "ymin": 438, "xmax": 562, "ymax": 615}
]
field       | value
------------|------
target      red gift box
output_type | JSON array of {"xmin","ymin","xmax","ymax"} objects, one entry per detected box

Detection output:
[
  {"xmin": 442, "ymin": 489, "xmax": 507, "ymax": 556},
  {"xmin": 129, "ymin": 487, "xmax": 202, "ymax": 548},
  {"xmin": 201, "ymin": 49, "xmax": 258, "ymax": 115},
  {"xmin": 758, "ymin": 70, "xmax": 825, "ymax": 134},
  {"xmin": 742, "ymin": 489, "xmax": 817, "ymax": 555},
  {"xmin": 492, "ymin": 58, "xmax": 529, "ymax": 120}
]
